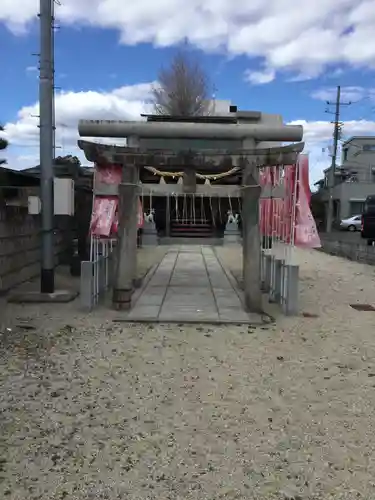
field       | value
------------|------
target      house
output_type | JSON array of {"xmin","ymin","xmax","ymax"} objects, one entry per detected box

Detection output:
[
  {"xmin": 0, "ymin": 166, "xmax": 40, "ymax": 207},
  {"xmin": 317, "ymin": 136, "xmax": 375, "ymax": 221},
  {"xmin": 22, "ymin": 155, "xmax": 93, "ymax": 188}
]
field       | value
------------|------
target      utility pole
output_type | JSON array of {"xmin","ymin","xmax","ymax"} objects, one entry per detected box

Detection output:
[
  {"xmin": 325, "ymin": 86, "xmax": 351, "ymax": 232},
  {"xmin": 39, "ymin": 0, "xmax": 55, "ymax": 293}
]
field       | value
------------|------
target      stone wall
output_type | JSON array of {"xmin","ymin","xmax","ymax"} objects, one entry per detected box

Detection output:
[
  {"xmin": 319, "ymin": 236, "xmax": 375, "ymax": 265},
  {"xmin": 0, "ymin": 204, "xmax": 71, "ymax": 294}
]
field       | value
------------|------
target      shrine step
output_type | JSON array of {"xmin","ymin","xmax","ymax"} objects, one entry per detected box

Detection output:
[
  {"xmin": 170, "ymin": 221, "xmax": 215, "ymax": 239},
  {"xmin": 170, "ymin": 233, "xmax": 215, "ymax": 238},
  {"xmin": 160, "ymin": 237, "xmax": 224, "ymax": 246},
  {"xmin": 171, "ymin": 226, "xmax": 212, "ymax": 233},
  {"xmin": 170, "ymin": 231, "xmax": 215, "ymax": 238}
]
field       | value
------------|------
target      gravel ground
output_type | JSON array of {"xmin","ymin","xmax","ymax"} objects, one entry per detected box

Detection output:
[{"xmin": 1, "ymin": 246, "xmax": 375, "ymax": 499}]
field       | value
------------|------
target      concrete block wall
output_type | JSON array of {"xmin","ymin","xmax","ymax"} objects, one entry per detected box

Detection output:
[
  {"xmin": 0, "ymin": 205, "xmax": 69, "ymax": 294},
  {"xmin": 319, "ymin": 238, "xmax": 375, "ymax": 265}
]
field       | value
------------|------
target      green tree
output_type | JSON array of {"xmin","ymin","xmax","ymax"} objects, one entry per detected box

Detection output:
[
  {"xmin": 152, "ymin": 50, "xmax": 212, "ymax": 116},
  {"xmin": 0, "ymin": 125, "xmax": 8, "ymax": 165}
]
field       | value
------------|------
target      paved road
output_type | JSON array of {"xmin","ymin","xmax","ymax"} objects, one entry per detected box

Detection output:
[{"xmin": 124, "ymin": 245, "xmax": 263, "ymax": 324}]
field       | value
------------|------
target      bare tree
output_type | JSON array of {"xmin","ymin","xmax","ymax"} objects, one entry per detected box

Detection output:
[
  {"xmin": 0, "ymin": 125, "xmax": 8, "ymax": 166},
  {"xmin": 152, "ymin": 51, "xmax": 212, "ymax": 116}
]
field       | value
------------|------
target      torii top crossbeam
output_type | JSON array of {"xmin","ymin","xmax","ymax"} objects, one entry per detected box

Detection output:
[
  {"xmin": 78, "ymin": 119, "xmax": 303, "ymax": 142},
  {"xmin": 77, "ymin": 118, "xmax": 304, "ymax": 169}
]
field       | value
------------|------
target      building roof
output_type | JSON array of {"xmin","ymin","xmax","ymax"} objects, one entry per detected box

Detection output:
[
  {"xmin": 21, "ymin": 156, "xmax": 93, "ymax": 179},
  {"xmin": 323, "ymin": 164, "xmax": 338, "ymax": 174},
  {"xmin": 0, "ymin": 166, "xmax": 40, "ymax": 187},
  {"xmin": 141, "ymin": 110, "xmax": 263, "ymax": 124},
  {"xmin": 141, "ymin": 114, "xmax": 237, "ymax": 124},
  {"xmin": 341, "ymin": 136, "xmax": 375, "ymax": 147},
  {"xmin": 314, "ymin": 178, "xmax": 325, "ymax": 186}
]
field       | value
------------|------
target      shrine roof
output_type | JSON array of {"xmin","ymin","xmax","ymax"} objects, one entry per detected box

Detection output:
[{"xmin": 141, "ymin": 114, "xmax": 237, "ymax": 124}]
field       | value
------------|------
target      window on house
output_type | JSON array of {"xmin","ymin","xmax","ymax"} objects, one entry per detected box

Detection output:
[
  {"xmin": 363, "ymin": 144, "xmax": 375, "ymax": 151},
  {"xmin": 350, "ymin": 201, "xmax": 365, "ymax": 216},
  {"xmin": 342, "ymin": 148, "xmax": 348, "ymax": 161}
]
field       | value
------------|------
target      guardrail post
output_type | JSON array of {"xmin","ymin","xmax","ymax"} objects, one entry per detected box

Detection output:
[
  {"xmin": 282, "ymin": 263, "xmax": 299, "ymax": 316},
  {"xmin": 80, "ymin": 261, "xmax": 93, "ymax": 310}
]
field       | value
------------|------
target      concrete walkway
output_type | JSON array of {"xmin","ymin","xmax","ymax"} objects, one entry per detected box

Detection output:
[{"xmin": 122, "ymin": 246, "xmax": 263, "ymax": 324}]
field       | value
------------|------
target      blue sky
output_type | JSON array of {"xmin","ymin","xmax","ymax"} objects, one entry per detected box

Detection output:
[{"xmin": 1, "ymin": 0, "xmax": 375, "ymax": 184}]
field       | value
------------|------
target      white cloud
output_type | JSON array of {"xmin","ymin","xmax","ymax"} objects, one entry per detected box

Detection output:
[
  {"xmin": 2, "ymin": 84, "xmax": 375, "ymax": 187},
  {"xmin": 1, "ymin": 82, "xmax": 154, "ymax": 169},
  {"xmin": 2, "ymin": 1, "xmax": 375, "ymax": 80},
  {"xmin": 244, "ymin": 68, "xmax": 275, "ymax": 85},
  {"xmin": 3, "ymin": 82, "xmax": 154, "ymax": 146},
  {"xmin": 26, "ymin": 65, "xmax": 37, "ymax": 73}
]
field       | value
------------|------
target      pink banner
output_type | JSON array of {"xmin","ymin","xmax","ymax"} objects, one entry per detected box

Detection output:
[
  {"xmin": 259, "ymin": 167, "xmax": 279, "ymax": 237},
  {"xmin": 90, "ymin": 196, "xmax": 118, "ymax": 237},
  {"xmin": 294, "ymin": 155, "xmax": 321, "ymax": 248},
  {"xmin": 259, "ymin": 156, "xmax": 321, "ymax": 248},
  {"xmin": 294, "ymin": 195, "xmax": 321, "ymax": 247},
  {"xmin": 95, "ymin": 164, "xmax": 122, "ymax": 185},
  {"xmin": 280, "ymin": 164, "xmax": 296, "ymax": 243},
  {"xmin": 90, "ymin": 165, "xmax": 144, "ymax": 237},
  {"xmin": 137, "ymin": 199, "xmax": 144, "ymax": 228},
  {"xmin": 298, "ymin": 154, "xmax": 311, "ymax": 204},
  {"xmin": 91, "ymin": 197, "xmax": 144, "ymax": 236}
]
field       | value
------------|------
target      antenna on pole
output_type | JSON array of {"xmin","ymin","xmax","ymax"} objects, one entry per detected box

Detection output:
[{"xmin": 325, "ymin": 86, "xmax": 351, "ymax": 232}]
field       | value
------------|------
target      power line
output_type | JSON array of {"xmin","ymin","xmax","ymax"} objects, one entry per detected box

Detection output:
[{"xmin": 325, "ymin": 85, "xmax": 351, "ymax": 232}]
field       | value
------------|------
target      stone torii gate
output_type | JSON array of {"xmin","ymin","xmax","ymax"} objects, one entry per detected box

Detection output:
[{"xmin": 78, "ymin": 119, "xmax": 303, "ymax": 313}]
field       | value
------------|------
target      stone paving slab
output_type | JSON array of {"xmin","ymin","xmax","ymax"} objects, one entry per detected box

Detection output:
[{"xmin": 116, "ymin": 246, "xmax": 264, "ymax": 325}]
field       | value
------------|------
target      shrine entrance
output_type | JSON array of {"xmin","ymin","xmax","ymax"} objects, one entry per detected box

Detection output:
[
  {"xmin": 169, "ymin": 195, "xmax": 217, "ymax": 239},
  {"xmin": 171, "ymin": 194, "xmax": 212, "ymax": 225},
  {"xmin": 146, "ymin": 194, "xmax": 220, "ymax": 239},
  {"xmin": 78, "ymin": 115, "xmax": 305, "ymax": 319}
]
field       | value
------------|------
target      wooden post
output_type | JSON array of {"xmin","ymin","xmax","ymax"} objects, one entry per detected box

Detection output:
[
  {"xmin": 183, "ymin": 168, "xmax": 196, "ymax": 193},
  {"xmin": 112, "ymin": 165, "xmax": 139, "ymax": 310},
  {"xmin": 242, "ymin": 156, "xmax": 263, "ymax": 312}
]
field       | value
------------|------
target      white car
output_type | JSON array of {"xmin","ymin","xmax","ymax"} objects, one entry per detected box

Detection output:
[{"xmin": 339, "ymin": 215, "xmax": 362, "ymax": 231}]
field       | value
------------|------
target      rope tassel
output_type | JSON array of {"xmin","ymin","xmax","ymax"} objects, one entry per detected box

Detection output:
[
  {"xmin": 192, "ymin": 193, "xmax": 196, "ymax": 225},
  {"xmin": 183, "ymin": 194, "xmax": 187, "ymax": 224},
  {"xmin": 175, "ymin": 194, "xmax": 179, "ymax": 222},
  {"xmin": 228, "ymin": 194, "xmax": 233, "ymax": 215},
  {"xmin": 201, "ymin": 194, "xmax": 206, "ymax": 223}
]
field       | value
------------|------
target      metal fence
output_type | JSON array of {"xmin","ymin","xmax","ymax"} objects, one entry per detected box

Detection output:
[
  {"xmin": 260, "ymin": 246, "xmax": 300, "ymax": 316},
  {"xmin": 80, "ymin": 238, "xmax": 116, "ymax": 310}
]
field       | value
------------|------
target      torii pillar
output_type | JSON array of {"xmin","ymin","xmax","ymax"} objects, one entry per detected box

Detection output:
[
  {"xmin": 242, "ymin": 143, "xmax": 263, "ymax": 312},
  {"xmin": 112, "ymin": 163, "xmax": 139, "ymax": 310}
]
